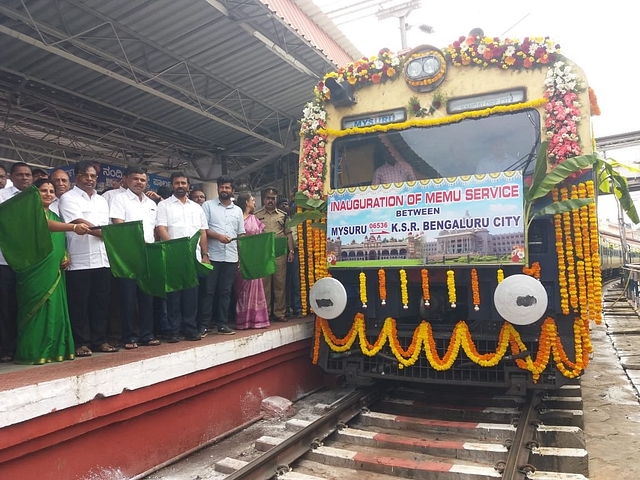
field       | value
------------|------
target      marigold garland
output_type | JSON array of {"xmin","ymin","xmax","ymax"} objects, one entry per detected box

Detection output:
[
  {"xmin": 313, "ymin": 314, "xmax": 591, "ymax": 380},
  {"xmin": 421, "ymin": 268, "xmax": 430, "ymax": 306},
  {"xmin": 471, "ymin": 268, "xmax": 480, "ymax": 311},
  {"xmin": 560, "ymin": 187, "xmax": 578, "ymax": 312},
  {"xmin": 378, "ymin": 269, "xmax": 387, "ymax": 305},
  {"xmin": 522, "ymin": 262, "xmax": 541, "ymax": 280},
  {"xmin": 399, "ymin": 268, "xmax": 409, "ymax": 309},
  {"xmin": 578, "ymin": 183, "xmax": 595, "ymax": 320},
  {"xmin": 319, "ymin": 98, "xmax": 547, "ymax": 137},
  {"xmin": 447, "ymin": 269, "xmax": 456, "ymax": 308},
  {"xmin": 306, "ymin": 221, "xmax": 316, "ymax": 311},
  {"xmin": 586, "ymin": 181, "xmax": 603, "ymax": 323},
  {"xmin": 552, "ymin": 188, "xmax": 569, "ymax": 314},
  {"xmin": 359, "ymin": 271, "xmax": 368, "ymax": 308},
  {"xmin": 298, "ymin": 212, "xmax": 308, "ymax": 316},
  {"xmin": 497, "ymin": 268, "xmax": 504, "ymax": 284}
]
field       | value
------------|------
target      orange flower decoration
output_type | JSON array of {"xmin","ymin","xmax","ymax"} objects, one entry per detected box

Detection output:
[
  {"xmin": 471, "ymin": 268, "xmax": 480, "ymax": 311},
  {"xmin": 421, "ymin": 269, "xmax": 430, "ymax": 307},
  {"xmin": 378, "ymin": 268, "xmax": 387, "ymax": 305}
]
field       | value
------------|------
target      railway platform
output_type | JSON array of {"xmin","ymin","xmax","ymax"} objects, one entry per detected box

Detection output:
[
  {"xmin": 0, "ymin": 316, "xmax": 323, "ymax": 480},
  {"xmin": 582, "ymin": 280, "xmax": 640, "ymax": 480}
]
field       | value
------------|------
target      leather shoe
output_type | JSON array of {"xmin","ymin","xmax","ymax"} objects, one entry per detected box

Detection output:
[
  {"xmin": 275, "ymin": 316, "xmax": 288, "ymax": 323},
  {"xmin": 218, "ymin": 325, "xmax": 236, "ymax": 335}
]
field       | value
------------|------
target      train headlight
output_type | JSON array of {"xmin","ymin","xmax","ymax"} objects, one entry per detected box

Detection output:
[
  {"xmin": 422, "ymin": 56, "xmax": 442, "ymax": 76},
  {"xmin": 406, "ymin": 60, "xmax": 424, "ymax": 78},
  {"xmin": 403, "ymin": 46, "xmax": 447, "ymax": 92},
  {"xmin": 493, "ymin": 274, "xmax": 548, "ymax": 326}
]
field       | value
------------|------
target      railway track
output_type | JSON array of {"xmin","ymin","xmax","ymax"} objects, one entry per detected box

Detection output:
[
  {"xmin": 146, "ymin": 280, "xmax": 639, "ymax": 480},
  {"xmin": 214, "ymin": 383, "xmax": 587, "ymax": 480}
]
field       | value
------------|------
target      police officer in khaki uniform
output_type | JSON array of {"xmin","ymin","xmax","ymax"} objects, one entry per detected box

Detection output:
[{"xmin": 255, "ymin": 187, "xmax": 294, "ymax": 322}]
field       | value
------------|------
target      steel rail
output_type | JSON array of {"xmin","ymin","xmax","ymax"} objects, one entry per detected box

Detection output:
[
  {"xmin": 500, "ymin": 391, "xmax": 539, "ymax": 480},
  {"xmin": 224, "ymin": 387, "xmax": 381, "ymax": 480}
]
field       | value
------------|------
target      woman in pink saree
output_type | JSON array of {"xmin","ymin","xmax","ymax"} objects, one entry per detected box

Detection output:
[{"xmin": 234, "ymin": 193, "xmax": 270, "ymax": 329}]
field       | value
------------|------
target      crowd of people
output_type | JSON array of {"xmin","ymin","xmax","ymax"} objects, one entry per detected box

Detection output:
[{"xmin": 0, "ymin": 161, "xmax": 302, "ymax": 365}]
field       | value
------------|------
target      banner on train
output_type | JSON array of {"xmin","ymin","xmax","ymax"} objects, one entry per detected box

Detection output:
[
  {"xmin": 52, "ymin": 163, "xmax": 171, "ymax": 193},
  {"xmin": 326, "ymin": 171, "xmax": 525, "ymax": 267}
]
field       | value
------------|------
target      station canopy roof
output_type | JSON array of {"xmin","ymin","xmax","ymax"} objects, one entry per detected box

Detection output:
[{"xmin": 0, "ymin": 0, "xmax": 361, "ymax": 189}]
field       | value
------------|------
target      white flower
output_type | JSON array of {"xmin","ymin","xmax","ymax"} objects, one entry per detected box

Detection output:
[
  {"xmin": 374, "ymin": 60, "xmax": 384, "ymax": 70},
  {"xmin": 505, "ymin": 46, "xmax": 515, "ymax": 56},
  {"xmin": 528, "ymin": 43, "xmax": 539, "ymax": 55},
  {"xmin": 477, "ymin": 44, "xmax": 486, "ymax": 54}
]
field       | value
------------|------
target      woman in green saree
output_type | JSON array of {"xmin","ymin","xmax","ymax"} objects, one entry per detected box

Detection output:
[{"xmin": 13, "ymin": 180, "xmax": 91, "ymax": 364}]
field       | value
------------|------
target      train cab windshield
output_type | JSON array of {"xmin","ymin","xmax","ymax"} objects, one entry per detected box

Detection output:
[{"xmin": 332, "ymin": 109, "xmax": 540, "ymax": 189}]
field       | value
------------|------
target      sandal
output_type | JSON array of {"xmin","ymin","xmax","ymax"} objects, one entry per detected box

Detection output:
[
  {"xmin": 75, "ymin": 346, "xmax": 92, "ymax": 357},
  {"xmin": 139, "ymin": 339, "xmax": 161, "ymax": 346},
  {"xmin": 124, "ymin": 342, "xmax": 138, "ymax": 350},
  {"xmin": 96, "ymin": 343, "xmax": 119, "ymax": 353}
]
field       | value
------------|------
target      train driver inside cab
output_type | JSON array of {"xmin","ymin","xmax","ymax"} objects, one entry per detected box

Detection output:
[{"xmin": 372, "ymin": 135, "xmax": 416, "ymax": 185}]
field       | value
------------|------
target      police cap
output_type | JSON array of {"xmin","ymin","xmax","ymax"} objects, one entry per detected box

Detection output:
[{"xmin": 263, "ymin": 186, "xmax": 278, "ymax": 196}]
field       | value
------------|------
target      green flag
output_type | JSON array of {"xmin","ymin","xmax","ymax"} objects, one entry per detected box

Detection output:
[
  {"xmin": 137, "ymin": 243, "xmax": 166, "ymax": 297},
  {"xmin": 0, "ymin": 187, "xmax": 52, "ymax": 271},
  {"xmin": 189, "ymin": 231, "xmax": 213, "ymax": 277},
  {"xmin": 275, "ymin": 237, "xmax": 288, "ymax": 258},
  {"xmin": 238, "ymin": 232, "xmax": 276, "ymax": 280},
  {"xmin": 164, "ymin": 237, "xmax": 199, "ymax": 292},
  {"xmin": 101, "ymin": 221, "xmax": 149, "ymax": 279},
  {"xmin": 137, "ymin": 234, "xmax": 205, "ymax": 298}
]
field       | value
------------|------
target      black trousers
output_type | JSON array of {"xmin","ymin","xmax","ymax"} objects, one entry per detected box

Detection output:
[
  {"xmin": 119, "ymin": 278, "xmax": 154, "ymax": 343},
  {"xmin": 197, "ymin": 261, "xmax": 237, "ymax": 328},
  {"xmin": 66, "ymin": 267, "xmax": 111, "ymax": 348},
  {"xmin": 0, "ymin": 265, "xmax": 17, "ymax": 358}
]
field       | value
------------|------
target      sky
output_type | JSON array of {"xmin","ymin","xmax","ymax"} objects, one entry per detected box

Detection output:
[{"xmin": 312, "ymin": 0, "xmax": 639, "ymax": 224}]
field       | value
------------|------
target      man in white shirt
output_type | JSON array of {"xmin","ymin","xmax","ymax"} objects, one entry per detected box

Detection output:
[
  {"xmin": 101, "ymin": 177, "xmax": 127, "ymax": 209},
  {"xmin": 48, "ymin": 168, "xmax": 72, "ymax": 216},
  {"xmin": 198, "ymin": 175, "xmax": 245, "ymax": 336},
  {"xmin": 156, "ymin": 172, "xmax": 209, "ymax": 343},
  {"xmin": 59, "ymin": 161, "xmax": 116, "ymax": 356},
  {"xmin": 0, "ymin": 163, "xmax": 32, "ymax": 362},
  {"xmin": 110, "ymin": 166, "xmax": 159, "ymax": 349}
]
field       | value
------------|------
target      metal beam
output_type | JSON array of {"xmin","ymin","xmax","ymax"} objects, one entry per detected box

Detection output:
[
  {"xmin": 65, "ymin": 0, "xmax": 298, "ymax": 124},
  {"xmin": 205, "ymin": 0, "xmax": 327, "ymax": 76},
  {"xmin": 0, "ymin": 66, "xmax": 221, "ymax": 153},
  {"xmin": 596, "ymin": 131, "xmax": 640, "ymax": 151},
  {"xmin": 0, "ymin": 24, "xmax": 288, "ymax": 150},
  {"xmin": 234, "ymin": 143, "xmax": 298, "ymax": 179}
]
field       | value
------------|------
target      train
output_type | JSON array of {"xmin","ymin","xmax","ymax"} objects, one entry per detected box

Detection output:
[
  {"xmin": 600, "ymin": 224, "xmax": 640, "ymax": 277},
  {"xmin": 294, "ymin": 31, "xmax": 635, "ymax": 392}
]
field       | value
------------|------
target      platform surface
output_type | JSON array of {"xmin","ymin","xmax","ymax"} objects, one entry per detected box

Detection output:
[{"xmin": 0, "ymin": 317, "xmax": 315, "ymax": 428}]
